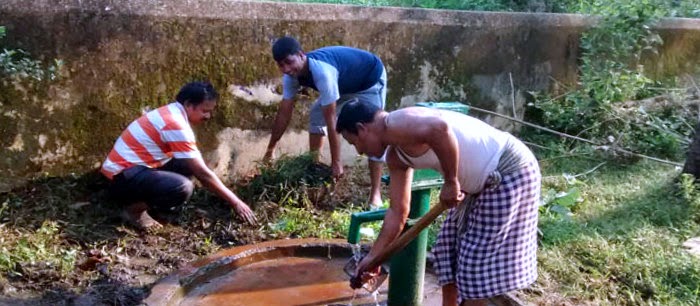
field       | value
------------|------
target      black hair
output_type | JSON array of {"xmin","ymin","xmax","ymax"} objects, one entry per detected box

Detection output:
[
  {"xmin": 272, "ymin": 36, "xmax": 302, "ymax": 62},
  {"xmin": 175, "ymin": 81, "xmax": 218, "ymax": 106},
  {"xmin": 336, "ymin": 99, "xmax": 381, "ymax": 135}
]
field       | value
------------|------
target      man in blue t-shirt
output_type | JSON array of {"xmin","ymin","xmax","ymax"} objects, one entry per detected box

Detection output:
[{"xmin": 264, "ymin": 36, "xmax": 386, "ymax": 208}]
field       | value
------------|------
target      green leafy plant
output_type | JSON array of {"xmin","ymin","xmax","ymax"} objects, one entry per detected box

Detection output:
[
  {"xmin": 528, "ymin": 0, "xmax": 699, "ymax": 159},
  {"xmin": 676, "ymin": 173, "xmax": 700, "ymax": 214},
  {"xmin": 540, "ymin": 174, "xmax": 585, "ymax": 219},
  {"xmin": 0, "ymin": 26, "xmax": 62, "ymax": 81}
]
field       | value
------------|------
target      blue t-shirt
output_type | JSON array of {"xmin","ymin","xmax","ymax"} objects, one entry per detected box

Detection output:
[{"xmin": 282, "ymin": 46, "xmax": 384, "ymax": 106}]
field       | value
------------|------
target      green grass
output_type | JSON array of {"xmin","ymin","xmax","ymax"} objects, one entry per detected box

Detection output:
[
  {"xmin": 0, "ymin": 220, "xmax": 78, "ymax": 277},
  {"xmin": 530, "ymin": 146, "xmax": 700, "ymax": 305},
  {"xmin": 269, "ymin": 204, "xmax": 383, "ymax": 241},
  {"xmin": 272, "ymin": 0, "xmax": 519, "ymax": 11}
]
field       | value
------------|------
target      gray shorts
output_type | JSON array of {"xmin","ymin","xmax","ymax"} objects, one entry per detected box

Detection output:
[{"xmin": 309, "ymin": 69, "xmax": 387, "ymax": 161}]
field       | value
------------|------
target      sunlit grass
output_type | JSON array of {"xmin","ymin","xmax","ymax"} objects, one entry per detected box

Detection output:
[
  {"xmin": 270, "ymin": 204, "xmax": 383, "ymax": 241},
  {"xmin": 531, "ymin": 146, "xmax": 700, "ymax": 305}
]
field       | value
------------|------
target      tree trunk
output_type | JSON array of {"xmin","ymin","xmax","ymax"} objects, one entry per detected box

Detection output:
[{"xmin": 683, "ymin": 122, "xmax": 700, "ymax": 177}]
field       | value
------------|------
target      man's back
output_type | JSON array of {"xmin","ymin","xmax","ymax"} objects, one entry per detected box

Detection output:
[{"xmin": 299, "ymin": 46, "xmax": 383, "ymax": 94}]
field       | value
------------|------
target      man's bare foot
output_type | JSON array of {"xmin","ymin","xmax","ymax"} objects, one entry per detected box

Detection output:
[
  {"xmin": 149, "ymin": 208, "xmax": 180, "ymax": 225},
  {"xmin": 122, "ymin": 202, "xmax": 163, "ymax": 232},
  {"xmin": 368, "ymin": 195, "xmax": 383, "ymax": 210}
]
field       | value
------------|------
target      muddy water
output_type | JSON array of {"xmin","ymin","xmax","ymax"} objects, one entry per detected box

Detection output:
[{"xmin": 180, "ymin": 256, "xmax": 388, "ymax": 306}]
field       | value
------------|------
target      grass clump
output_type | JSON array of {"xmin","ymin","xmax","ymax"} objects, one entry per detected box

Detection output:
[
  {"xmin": 238, "ymin": 154, "xmax": 381, "ymax": 241},
  {"xmin": 239, "ymin": 153, "xmax": 333, "ymax": 208},
  {"xmin": 270, "ymin": 205, "xmax": 381, "ymax": 241}
]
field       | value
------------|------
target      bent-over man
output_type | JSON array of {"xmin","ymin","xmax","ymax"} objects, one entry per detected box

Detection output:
[{"xmin": 337, "ymin": 101, "xmax": 540, "ymax": 306}]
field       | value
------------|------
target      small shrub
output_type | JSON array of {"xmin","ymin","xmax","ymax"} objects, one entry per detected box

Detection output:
[
  {"xmin": 676, "ymin": 173, "xmax": 700, "ymax": 215},
  {"xmin": 529, "ymin": 0, "xmax": 698, "ymax": 159}
]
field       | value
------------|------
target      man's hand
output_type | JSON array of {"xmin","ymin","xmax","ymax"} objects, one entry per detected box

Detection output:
[
  {"xmin": 440, "ymin": 179, "xmax": 465, "ymax": 208},
  {"xmin": 322, "ymin": 102, "xmax": 344, "ymax": 181},
  {"xmin": 351, "ymin": 255, "xmax": 381, "ymax": 289},
  {"xmin": 233, "ymin": 202, "xmax": 257, "ymax": 225},
  {"xmin": 332, "ymin": 161, "xmax": 344, "ymax": 180},
  {"xmin": 263, "ymin": 146, "xmax": 275, "ymax": 162}
]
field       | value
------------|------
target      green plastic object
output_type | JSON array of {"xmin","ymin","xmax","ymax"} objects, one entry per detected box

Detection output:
[
  {"xmin": 380, "ymin": 171, "xmax": 443, "ymax": 190},
  {"xmin": 410, "ymin": 169, "xmax": 444, "ymax": 190},
  {"xmin": 415, "ymin": 101, "xmax": 470, "ymax": 114}
]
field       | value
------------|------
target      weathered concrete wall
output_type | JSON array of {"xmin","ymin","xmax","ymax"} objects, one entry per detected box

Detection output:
[{"xmin": 0, "ymin": 0, "xmax": 699, "ymax": 189}]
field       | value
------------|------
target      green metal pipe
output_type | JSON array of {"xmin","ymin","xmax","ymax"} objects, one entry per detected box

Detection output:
[
  {"xmin": 347, "ymin": 209, "xmax": 387, "ymax": 244},
  {"xmin": 388, "ymin": 188, "xmax": 431, "ymax": 306}
]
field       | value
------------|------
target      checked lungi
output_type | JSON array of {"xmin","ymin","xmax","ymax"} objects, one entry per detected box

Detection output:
[{"xmin": 431, "ymin": 139, "xmax": 541, "ymax": 300}]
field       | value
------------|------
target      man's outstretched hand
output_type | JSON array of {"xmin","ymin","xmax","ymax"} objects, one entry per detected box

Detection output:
[
  {"xmin": 263, "ymin": 146, "xmax": 276, "ymax": 163},
  {"xmin": 332, "ymin": 161, "xmax": 344, "ymax": 181},
  {"xmin": 233, "ymin": 202, "xmax": 257, "ymax": 225}
]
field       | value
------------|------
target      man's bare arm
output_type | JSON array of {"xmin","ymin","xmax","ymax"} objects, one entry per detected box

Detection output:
[
  {"xmin": 265, "ymin": 98, "xmax": 296, "ymax": 160},
  {"xmin": 356, "ymin": 149, "xmax": 412, "ymax": 272},
  {"xmin": 322, "ymin": 102, "xmax": 343, "ymax": 178},
  {"xmin": 179, "ymin": 157, "xmax": 257, "ymax": 225}
]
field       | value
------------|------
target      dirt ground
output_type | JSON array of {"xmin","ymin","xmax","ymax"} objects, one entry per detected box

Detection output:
[{"xmin": 0, "ymin": 157, "xmax": 370, "ymax": 306}]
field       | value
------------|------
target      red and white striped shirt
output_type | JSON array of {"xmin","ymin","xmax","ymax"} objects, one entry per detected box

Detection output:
[{"xmin": 101, "ymin": 102, "xmax": 201, "ymax": 180}]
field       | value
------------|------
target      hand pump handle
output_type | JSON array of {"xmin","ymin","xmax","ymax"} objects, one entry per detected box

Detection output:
[{"xmin": 363, "ymin": 202, "xmax": 448, "ymax": 270}]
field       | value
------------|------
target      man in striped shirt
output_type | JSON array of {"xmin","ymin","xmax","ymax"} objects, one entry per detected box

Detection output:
[{"xmin": 101, "ymin": 82, "xmax": 257, "ymax": 230}]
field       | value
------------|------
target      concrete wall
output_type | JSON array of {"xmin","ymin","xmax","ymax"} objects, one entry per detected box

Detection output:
[{"xmin": 0, "ymin": 0, "xmax": 699, "ymax": 190}]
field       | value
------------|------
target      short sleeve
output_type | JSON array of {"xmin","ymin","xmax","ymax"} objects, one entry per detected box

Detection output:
[
  {"xmin": 310, "ymin": 60, "xmax": 340, "ymax": 106},
  {"xmin": 282, "ymin": 74, "xmax": 300, "ymax": 100}
]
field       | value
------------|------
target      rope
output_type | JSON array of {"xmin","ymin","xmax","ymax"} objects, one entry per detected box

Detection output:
[{"xmin": 468, "ymin": 105, "xmax": 684, "ymax": 167}]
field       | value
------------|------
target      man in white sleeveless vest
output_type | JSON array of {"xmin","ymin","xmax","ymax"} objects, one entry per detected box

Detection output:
[{"xmin": 336, "ymin": 101, "xmax": 540, "ymax": 306}]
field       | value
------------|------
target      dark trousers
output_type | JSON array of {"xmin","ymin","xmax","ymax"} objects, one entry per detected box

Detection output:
[{"xmin": 109, "ymin": 159, "xmax": 194, "ymax": 212}]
